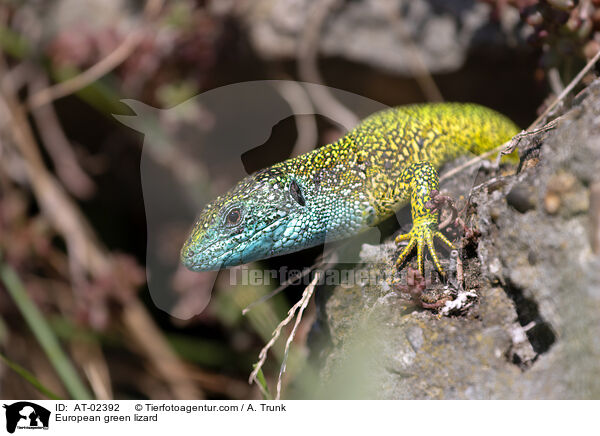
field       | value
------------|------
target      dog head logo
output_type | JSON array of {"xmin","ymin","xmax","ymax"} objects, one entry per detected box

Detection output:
[{"xmin": 3, "ymin": 402, "xmax": 50, "ymax": 433}]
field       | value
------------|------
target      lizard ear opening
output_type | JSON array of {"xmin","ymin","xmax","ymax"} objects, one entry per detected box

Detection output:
[{"xmin": 289, "ymin": 180, "xmax": 306, "ymax": 206}]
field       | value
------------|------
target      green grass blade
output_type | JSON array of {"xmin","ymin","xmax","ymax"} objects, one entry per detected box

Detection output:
[
  {"xmin": 0, "ymin": 263, "xmax": 92, "ymax": 399},
  {"xmin": 252, "ymin": 365, "xmax": 273, "ymax": 400},
  {"xmin": 0, "ymin": 352, "xmax": 62, "ymax": 400}
]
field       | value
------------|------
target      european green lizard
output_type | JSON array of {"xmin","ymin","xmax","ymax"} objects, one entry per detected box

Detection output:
[{"xmin": 180, "ymin": 103, "xmax": 518, "ymax": 275}]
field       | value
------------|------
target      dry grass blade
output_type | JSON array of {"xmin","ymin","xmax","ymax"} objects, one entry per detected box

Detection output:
[
  {"xmin": 276, "ymin": 272, "xmax": 319, "ymax": 400},
  {"xmin": 248, "ymin": 273, "xmax": 320, "ymax": 399}
]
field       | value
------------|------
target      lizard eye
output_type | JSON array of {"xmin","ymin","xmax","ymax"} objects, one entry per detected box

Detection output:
[
  {"xmin": 224, "ymin": 207, "xmax": 242, "ymax": 227},
  {"xmin": 289, "ymin": 180, "xmax": 305, "ymax": 206}
]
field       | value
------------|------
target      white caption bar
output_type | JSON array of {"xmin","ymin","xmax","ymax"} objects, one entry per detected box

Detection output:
[{"xmin": 0, "ymin": 400, "xmax": 596, "ymax": 435}]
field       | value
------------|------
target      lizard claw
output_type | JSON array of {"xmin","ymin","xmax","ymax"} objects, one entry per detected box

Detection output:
[{"xmin": 395, "ymin": 220, "xmax": 455, "ymax": 276}]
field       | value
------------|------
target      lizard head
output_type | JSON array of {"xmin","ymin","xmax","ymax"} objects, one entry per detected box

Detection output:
[{"xmin": 180, "ymin": 166, "xmax": 318, "ymax": 271}]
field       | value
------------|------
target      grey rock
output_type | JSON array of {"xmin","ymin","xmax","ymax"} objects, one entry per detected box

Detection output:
[
  {"xmin": 240, "ymin": 0, "xmax": 525, "ymax": 75},
  {"xmin": 313, "ymin": 80, "xmax": 600, "ymax": 399}
]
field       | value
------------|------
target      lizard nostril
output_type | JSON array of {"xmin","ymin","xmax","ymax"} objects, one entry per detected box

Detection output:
[{"xmin": 184, "ymin": 247, "xmax": 195, "ymax": 257}]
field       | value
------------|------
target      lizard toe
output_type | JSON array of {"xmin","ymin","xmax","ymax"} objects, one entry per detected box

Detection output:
[
  {"xmin": 394, "ymin": 223, "xmax": 456, "ymax": 276},
  {"xmin": 395, "ymin": 235, "xmax": 417, "ymax": 267},
  {"xmin": 434, "ymin": 231, "xmax": 456, "ymax": 250}
]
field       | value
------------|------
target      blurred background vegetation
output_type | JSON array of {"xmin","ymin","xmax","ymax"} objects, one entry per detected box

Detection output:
[{"xmin": 0, "ymin": 0, "xmax": 598, "ymax": 400}]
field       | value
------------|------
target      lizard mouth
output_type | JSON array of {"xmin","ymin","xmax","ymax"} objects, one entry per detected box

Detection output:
[
  {"xmin": 182, "ymin": 215, "xmax": 292, "ymax": 271},
  {"xmin": 180, "ymin": 237, "xmax": 227, "ymax": 271},
  {"xmin": 182, "ymin": 247, "xmax": 235, "ymax": 271}
]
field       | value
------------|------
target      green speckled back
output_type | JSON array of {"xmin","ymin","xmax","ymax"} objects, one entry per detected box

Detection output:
[{"xmin": 278, "ymin": 103, "xmax": 519, "ymax": 221}]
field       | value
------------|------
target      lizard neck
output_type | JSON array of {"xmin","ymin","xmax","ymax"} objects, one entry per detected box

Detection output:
[{"xmin": 273, "ymin": 144, "xmax": 374, "ymax": 248}]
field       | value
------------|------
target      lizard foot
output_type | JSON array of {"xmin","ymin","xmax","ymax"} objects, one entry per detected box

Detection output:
[{"xmin": 395, "ymin": 220, "xmax": 455, "ymax": 276}]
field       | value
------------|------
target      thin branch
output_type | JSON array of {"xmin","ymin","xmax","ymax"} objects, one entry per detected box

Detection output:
[
  {"xmin": 29, "ymin": 74, "xmax": 96, "ymax": 199},
  {"xmin": 122, "ymin": 298, "xmax": 203, "ymax": 399},
  {"xmin": 548, "ymin": 68, "xmax": 564, "ymax": 95},
  {"xmin": 72, "ymin": 341, "xmax": 113, "ymax": 400},
  {"xmin": 456, "ymin": 253, "xmax": 464, "ymax": 290},
  {"xmin": 501, "ymin": 116, "xmax": 564, "ymax": 155},
  {"xmin": 25, "ymin": 0, "xmax": 164, "ymax": 110},
  {"xmin": 26, "ymin": 32, "xmax": 143, "ymax": 110},
  {"xmin": 1, "ymin": 79, "xmax": 108, "ymax": 276}
]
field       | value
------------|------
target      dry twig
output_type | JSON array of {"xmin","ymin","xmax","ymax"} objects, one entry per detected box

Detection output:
[
  {"xmin": 25, "ymin": 0, "xmax": 164, "ymax": 110},
  {"xmin": 29, "ymin": 74, "xmax": 96, "ymax": 199},
  {"xmin": 26, "ymin": 32, "xmax": 143, "ymax": 110}
]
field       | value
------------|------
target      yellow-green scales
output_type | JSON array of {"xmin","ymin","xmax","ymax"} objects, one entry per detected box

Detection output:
[{"xmin": 181, "ymin": 103, "xmax": 519, "ymax": 275}]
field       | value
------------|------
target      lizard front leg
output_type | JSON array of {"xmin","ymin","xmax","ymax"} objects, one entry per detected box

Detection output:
[{"xmin": 394, "ymin": 162, "xmax": 455, "ymax": 276}]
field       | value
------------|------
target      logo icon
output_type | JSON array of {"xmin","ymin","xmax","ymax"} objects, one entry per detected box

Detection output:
[{"xmin": 3, "ymin": 402, "xmax": 50, "ymax": 433}]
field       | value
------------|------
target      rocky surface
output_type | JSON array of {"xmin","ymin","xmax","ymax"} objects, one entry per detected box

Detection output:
[
  {"xmin": 238, "ymin": 0, "xmax": 525, "ymax": 75},
  {"xmin": 313, "ymin": 81, "xmax": 600, "ymax": 399}
]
